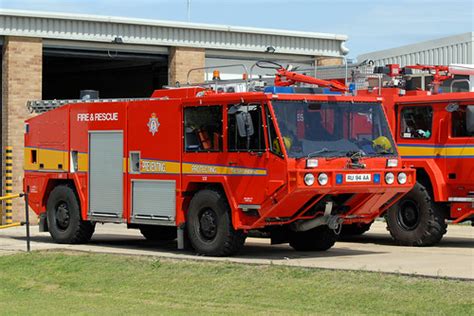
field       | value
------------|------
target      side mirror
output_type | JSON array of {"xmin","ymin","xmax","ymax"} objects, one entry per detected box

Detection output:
[
  {"xmin": 236, "ymin": 112, "xmax": 254, "ymax": 137},
  {"xmin": 445, "ymin": 103, "xmax": 459, "ymax": 112},
  {"xmin": 467, "ymin": 105, "xmax": 474, "ymax": 134}
]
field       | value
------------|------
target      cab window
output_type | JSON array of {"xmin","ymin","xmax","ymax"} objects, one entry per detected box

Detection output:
[
  {"xmin": 400, "ymin": 106, "xmax": 433, "ymax": 139},
  {"xmin": 452, "ymin": 105, "xmax": 474, "ymax": 137},
  {"xmin": 227, "ymin": 104, "xmax": 265, "ymax": 152},
  {"xmin": 184, "ymin": 106, "xmax": 222, "ymax": 152}
]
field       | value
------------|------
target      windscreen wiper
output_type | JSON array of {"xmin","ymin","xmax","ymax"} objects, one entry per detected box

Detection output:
[
  {"xmin": 346, "ymin": 150, "xmax": 366, "ymax": 158},
  {"xmin": 306, "ymin": 148, "xmax": 342, "ymax": 158}
]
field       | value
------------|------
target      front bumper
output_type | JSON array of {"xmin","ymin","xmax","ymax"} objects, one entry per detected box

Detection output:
[{"xmin": 254, "ymin": 168, "xmax": 415, "ymax": 227}]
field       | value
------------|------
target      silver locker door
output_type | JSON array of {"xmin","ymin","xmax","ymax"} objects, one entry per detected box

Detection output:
[
  {"xmin": 89, "ymin": 131, "xmax": 123, "ymax": 218},
  {"xmin": 131, "ymin": 180, "xmax": 176, "ymax": 225}
]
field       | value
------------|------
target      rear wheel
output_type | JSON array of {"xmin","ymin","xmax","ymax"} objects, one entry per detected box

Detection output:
[
  {"xmin": 289, "ymin": 226, "xmax": 337, "ymax": 251},
  {"xmin": 340, "ymin": 222, "xmax": 373, "ymax": 236},
  {"xmin": 140, "ymin": 225, "xmax": 177, "ymax": 241},
  {"xmin": 46, "ymin": 185, "xmax": 95, "ymax": 244},
  {"xmin": 187, "ymin": 189, "xmax": 246, "ymax": 256},
  {"xmin": 386, "ymin": 183, "xmax": 446, "ymax": 246}
]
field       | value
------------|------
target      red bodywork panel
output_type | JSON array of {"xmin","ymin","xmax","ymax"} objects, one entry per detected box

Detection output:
[{"xmin": 24, "ymin": 88, "xmax": 415, "ymax": 229}]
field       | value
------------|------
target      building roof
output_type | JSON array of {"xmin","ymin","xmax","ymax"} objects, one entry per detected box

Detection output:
[
  {"xmin": 358, "ymin": 32, "xmax": 473, "ymax": 66},
  {"xmin": 0, "ymin": 9, "xmax": 348, "ymax": 57}
]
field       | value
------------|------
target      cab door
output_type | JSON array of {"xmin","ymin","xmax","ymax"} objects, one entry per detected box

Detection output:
[
  {"xmin": 446, "ymin": 103, "xmax": 474, "ymax": 197},
  {"xmin": 396, "ymin": 104, "xmax": 437, "ymax": 160},
  {"xmin": 225, "ymin": 102, "xmax": 269, "ymax": 207}
]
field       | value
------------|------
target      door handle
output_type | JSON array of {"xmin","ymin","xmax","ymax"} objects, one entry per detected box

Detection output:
[{"xmin": 228, "ymin": 161, "xmax": 237, "ymax": 166}]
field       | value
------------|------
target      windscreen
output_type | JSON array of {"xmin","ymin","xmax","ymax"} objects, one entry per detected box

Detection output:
[{"xmin": 271, "ymin": 101, "xmax": 397, "ymax": 158}]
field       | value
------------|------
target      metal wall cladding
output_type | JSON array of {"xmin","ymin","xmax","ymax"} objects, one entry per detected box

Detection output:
[
  {"xmin": 89, "ymin": 131, "xmax": 124, "ymax": 217},
  {"xmin": 132, "ymin": 180, "xmax": 176, "ymax": 221},
  {"xmin": 358, "ymin": 33, "xmax": 473, "ymax": 66},
  {"xmin": 0, "ymin": 11, "xmax": 346, "ymax": 57}
]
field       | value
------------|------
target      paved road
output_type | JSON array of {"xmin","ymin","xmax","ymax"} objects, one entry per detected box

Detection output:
[{"xmin": 1, "ymin": 221, "xmax": 472, "ymax": 279}]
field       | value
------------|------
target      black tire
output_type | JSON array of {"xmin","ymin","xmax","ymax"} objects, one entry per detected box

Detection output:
[
  {"xmin": 340, "ymin": 222, "xmax": 373, "ymax": 236},
  {"xmin": 187, "ymin": 189, "xmax": 246, "ymax": 256},
  {"xmin": 386, "ymin": 182, "xmax": 447, "ymax": 246},
  {"xmin": 289, "ymin": 226, "xmax": 337, "ymax": 251},
  {"xmin": 46, "ymin": 185, "xmax": 95, "ymax": 244},
  {"xmin": 140, "ymin": 225, "xmax": 177, "ymax": 241}
]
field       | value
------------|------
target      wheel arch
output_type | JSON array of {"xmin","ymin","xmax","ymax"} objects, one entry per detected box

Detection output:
[
  {"xmin": 42, "ymin": 179, "xmax": 82, "ymax": 218},
  {"xmin": 182, "ymin": 180, "xmax": 238, "ymax": 225},
  {"xmin": 414, "ymin": 161, "xmax": 448, "ymax": 202}
]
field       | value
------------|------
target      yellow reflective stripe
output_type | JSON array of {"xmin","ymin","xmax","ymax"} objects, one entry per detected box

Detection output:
[
  {"xmin": 24, "ymin": 147, "xmax": 69, "ymax": 171},
  {"xmin": 140, "ymin": 159, "xmax": 180, "ymax": 174},
  {"xmin": 182, "ymin": 163, "xmax": 266, "ymax": 176},
  {"xmin": 77, "ymin": 153, "xmax": 88, "ymax": 172},
  {"xmin": 398, "ymin": 146, "xmax": 474, "ymax": 157}
]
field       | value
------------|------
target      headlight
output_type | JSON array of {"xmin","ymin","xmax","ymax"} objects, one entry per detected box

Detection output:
[
  {"xmin": 398, "ymin": 172, "xmax": 407, "ymax": 184},
  {"xmin": 385, "ymin": 172, "xmax": 395, "ymax": 184},
  {"xmin": 306, "ymin": 158, "xmax": 318, "ymax": 168},
  {"xmin": 387, "ymin": 159, "xmax": 398, "ymax": 167},
  {"xmin": 318, "ymin": 173, "xmax": 329, "ymax": 186},
  {"xmin": 304, "ymin": 173, "xmax": 315, "ymax": 186}
]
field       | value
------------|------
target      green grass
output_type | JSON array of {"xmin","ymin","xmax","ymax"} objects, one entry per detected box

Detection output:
[{"xmin": 0, "ymin": 252, "xmax": 472, "ymax": 315}]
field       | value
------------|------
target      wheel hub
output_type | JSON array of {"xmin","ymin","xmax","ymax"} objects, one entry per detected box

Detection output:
[
  {"xmin": 56, "ymin": 202, "xmax": 70, "ymax": 230},
  {"xmin": 398, "ymin": 200, "xmax": 420, "ymax": 231},
  {"xmin": 199, "ymin": 209, "xmax": 217, "ymax": 240}
]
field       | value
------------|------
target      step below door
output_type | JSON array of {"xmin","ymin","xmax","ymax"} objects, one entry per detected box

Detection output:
[{"xmin": 88, "ymin": 131, "xmax": 123, "ymax": 221}]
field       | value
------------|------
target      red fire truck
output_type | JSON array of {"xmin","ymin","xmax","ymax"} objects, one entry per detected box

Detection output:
[
  {"xmin": 23, "ymin": 62, "xmax": 415, "ymax": 256},
  {"xmin": 349, "ymin": 63, "xmax": 474, "ymax": 246}
]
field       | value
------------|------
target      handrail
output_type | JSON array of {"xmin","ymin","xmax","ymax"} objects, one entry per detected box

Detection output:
[{"xmin": 0, "ymin": 193, "xmax": 23, "ymax": 201}]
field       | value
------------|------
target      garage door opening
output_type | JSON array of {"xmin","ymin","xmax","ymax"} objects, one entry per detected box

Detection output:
[{"xmin": 43, "ymin": 48, "xmax": 168, "ymax": 100}]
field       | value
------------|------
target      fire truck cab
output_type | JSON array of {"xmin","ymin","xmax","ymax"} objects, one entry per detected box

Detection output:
[
  {"xmin": 355, "ymin": 64, "xmax": 474, "ymax": 246},
  {"xmin": 24, "ymin": 63, "xmax": 415, "ymax": 256}
]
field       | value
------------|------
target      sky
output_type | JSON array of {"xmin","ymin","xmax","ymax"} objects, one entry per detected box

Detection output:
[{"xmin": 1, "ymin": 0, "xmax": 473, "ymax": 59}]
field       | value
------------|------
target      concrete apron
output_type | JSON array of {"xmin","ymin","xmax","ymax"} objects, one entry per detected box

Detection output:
[{"xmin": 0, "ymin": 221, "xmax": 473, "ymax": 280}]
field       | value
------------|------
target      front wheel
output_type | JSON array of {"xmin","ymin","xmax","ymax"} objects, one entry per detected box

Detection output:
[
  {"xmin": 289, "ymin": 226, "xmax": 337, "ymax": 251},
  {"xmin": 386, "ymin": 183, "xmax": 446, "ymax": 246},
  {"xmin": 187, "ymin": 189, "xmax": 246, "ymax": 256},
  {"xmin": 46, "ymin": 185, "xmax": 95, "ymax": 244}
]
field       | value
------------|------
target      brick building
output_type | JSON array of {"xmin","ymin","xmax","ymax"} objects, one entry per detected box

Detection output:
[{"xmin": 0, "ymin": 9, "xmax": 348, "ymax": 222}]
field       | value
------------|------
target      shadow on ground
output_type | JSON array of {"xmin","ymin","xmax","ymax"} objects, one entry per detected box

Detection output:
[
  {"xmin": 11, "ymin": 233, "xmax": 386, "ymax": 260},
  {"xmin": 339, "ymin": 232, "xmax": 474, "ymax": 249}
]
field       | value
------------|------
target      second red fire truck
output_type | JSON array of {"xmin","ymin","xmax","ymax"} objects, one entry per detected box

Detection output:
[
  {"xmin": 346, "ymin": 63, "xmax": 474, "ymax": 246},
  {"xmin": 23, "ymin": 62, "xmax": 415, "ymax": 256}
]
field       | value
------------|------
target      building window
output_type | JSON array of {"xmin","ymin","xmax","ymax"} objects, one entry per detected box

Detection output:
[
  {"xmin": 400, "ymin": 106, "xmax": 433, "ymax": 139},
  {"xmin": 227, "ymin": 104, "xmax": 265, "ymax": 152},
  {"xmin": 184, "ymin": 106, "xmax": 222, "ymax": 152},
  {"xmin": 452, "ymin": 105, "xmax": 473, "ymax": 137}
]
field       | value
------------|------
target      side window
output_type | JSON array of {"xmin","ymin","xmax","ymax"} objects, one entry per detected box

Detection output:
[
  {"xmin": 265, "ymin": 104, "xmax": 283, "ymax": 157},
  {"xmin": 227, "ymin": 104, "xmax": 265, "ymax": 151},
  {"xmin": 184, "ymin": 106, "xmax": 222, "ymax": 152},
  {"xmin": 400, "ymin": 106, "xmax": 433, "ymax": 139},
  {"xmin": 452, "ymin": 105, "xmax": 473, "ymax": 137}
]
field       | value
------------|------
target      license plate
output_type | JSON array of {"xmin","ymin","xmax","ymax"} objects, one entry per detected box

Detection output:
[{"xmin": 345, "ymin": 174, "xmax": 371, "ymax": 182}]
